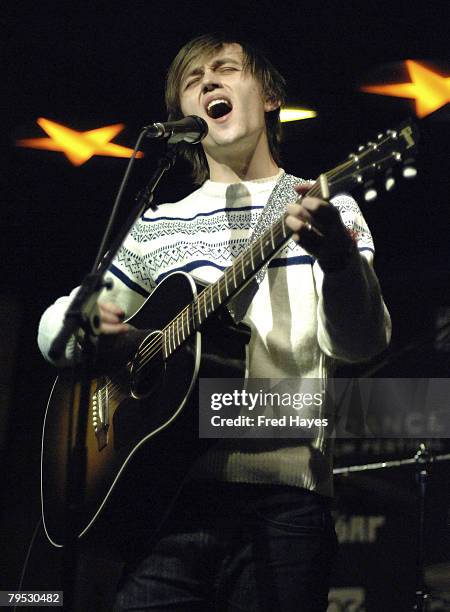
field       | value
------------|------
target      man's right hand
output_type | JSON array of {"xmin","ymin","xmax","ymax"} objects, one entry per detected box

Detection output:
[{"xmin": 98, "ymin": 301, "xmax": 131, "ymax": 334}]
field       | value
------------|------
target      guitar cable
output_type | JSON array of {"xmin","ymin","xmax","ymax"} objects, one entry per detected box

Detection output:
[{"xmin": 13, "ymin": 515, "xmax": 43, "ymax": 612}]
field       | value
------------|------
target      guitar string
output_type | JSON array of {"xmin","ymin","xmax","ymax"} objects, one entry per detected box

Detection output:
[{"xmin": 98, "ymin": 139, "xmax": 408, "ymax": 401}]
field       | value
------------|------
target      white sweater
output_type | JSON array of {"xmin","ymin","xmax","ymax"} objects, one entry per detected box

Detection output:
[{"xmin": 38, "ymin": 170, "xmax": 391, "ymax": 496}]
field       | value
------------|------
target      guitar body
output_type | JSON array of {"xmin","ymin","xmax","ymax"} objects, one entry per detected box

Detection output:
[{"xmin": 41, "ymin": 271, "xmax": 249, "ymax": 552}]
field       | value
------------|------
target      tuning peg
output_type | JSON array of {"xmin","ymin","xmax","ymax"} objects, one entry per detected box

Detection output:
[
  {"xmin": 363, "ymin": 180, "xmax": 378, "ymax": 202},
  {"xmin": 402, "ymin": 157, "xmax": 417, "ymax": 179},
  {"xmin": 384, "ymin": 169, "xmax": 396, "ymax": 192}
]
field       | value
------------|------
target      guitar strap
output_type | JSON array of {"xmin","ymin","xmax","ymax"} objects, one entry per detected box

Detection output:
[{"xmin": 227, "ymin": 172, "xmax": 307, "ymax": 323}]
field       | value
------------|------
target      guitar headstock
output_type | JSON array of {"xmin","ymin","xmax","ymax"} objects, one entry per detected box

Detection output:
[{"xmin": 326, "ymin": 120, "xmax": 419, "ymax": 202}]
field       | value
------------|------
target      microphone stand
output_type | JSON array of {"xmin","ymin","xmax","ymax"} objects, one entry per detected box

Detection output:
[
  {"xmin": 413, "ymin": 443, "xmax": 431, "ymax": 612},
  {"xmin": 49, "ymin": 131, "xmax": 179, "ymax": 611},
  {"xmin": 334, "ymin": 445, "xmax": 450, "ymax": 611}
]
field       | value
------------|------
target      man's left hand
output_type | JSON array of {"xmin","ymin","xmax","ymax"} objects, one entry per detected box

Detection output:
[{"xmin": 285, "ymin": 183, "xmax": 357, "ymax": 272}]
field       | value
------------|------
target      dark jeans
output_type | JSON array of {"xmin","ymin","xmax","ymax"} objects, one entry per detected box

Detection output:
[{"xmin": 114, "ymin": 481, "xmax": 338, "ymax": 612}]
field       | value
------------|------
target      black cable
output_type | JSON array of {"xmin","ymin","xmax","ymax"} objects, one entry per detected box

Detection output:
[{"xmin": 13, "ymin": 516, "xmax": 43, "ymax": 612}]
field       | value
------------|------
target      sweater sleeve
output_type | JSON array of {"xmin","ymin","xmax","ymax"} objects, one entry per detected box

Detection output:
[
  {"xmin": 313, "ymin": 194, "xmax": 391, "ymax": 363},
  {"xmin": 37, "ymin": 219, "xmax": 152, "ymax": 367}
]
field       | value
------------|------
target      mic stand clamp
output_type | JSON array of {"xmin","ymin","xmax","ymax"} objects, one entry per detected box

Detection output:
[{"xmin": 49, "ymin": 275, "xmax": 113, "ymax": 363}]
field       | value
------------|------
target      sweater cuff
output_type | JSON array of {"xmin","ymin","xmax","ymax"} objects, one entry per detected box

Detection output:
[
  {"xmin": 318, "ymin": 242, "xmax": 360, "ymax": 274},
  {"xmin": 317, "ymin": 226, "xmax": 359, "ymax": 273}
]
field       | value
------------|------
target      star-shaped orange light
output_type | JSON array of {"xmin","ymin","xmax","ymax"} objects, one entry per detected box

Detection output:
[
  {"xmin": 361, "ymin": 60, "xmax": 450, "ymax": 118},
  {"xmin": 16, "ymin": 118, "xmax": 143, "ymax": 165}
]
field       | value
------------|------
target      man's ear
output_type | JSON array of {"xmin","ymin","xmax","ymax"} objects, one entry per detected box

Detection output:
[{"xmin": 264, "ymin": 95, "xmax": 281, "ymax": 112}]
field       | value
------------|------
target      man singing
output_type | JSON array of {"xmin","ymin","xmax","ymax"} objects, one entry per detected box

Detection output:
[{"xmin": 39, "ymin": 33, "xmax": 391, "ymax": 611}]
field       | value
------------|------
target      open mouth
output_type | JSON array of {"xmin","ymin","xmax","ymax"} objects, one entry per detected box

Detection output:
[{"xmin": 206, "ymin": 98, "xmax": 233, "ymax": 120}]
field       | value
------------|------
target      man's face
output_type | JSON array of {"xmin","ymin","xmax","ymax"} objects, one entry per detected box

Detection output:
[{"xmin": 179, "ymin": 43, "xmax": 277, "ymax": 154}]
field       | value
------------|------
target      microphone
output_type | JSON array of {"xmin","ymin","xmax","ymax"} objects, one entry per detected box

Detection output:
[{"xmin": 143, "ymin": 115, "xmax": 208, "ymax": 144}]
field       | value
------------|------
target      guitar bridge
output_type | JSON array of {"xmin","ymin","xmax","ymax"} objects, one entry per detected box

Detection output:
[{"xmin": 92, "ymin": 379, "xmax": 110, "ymax": 451}]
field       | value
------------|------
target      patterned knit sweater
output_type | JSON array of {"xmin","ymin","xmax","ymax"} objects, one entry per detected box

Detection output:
[{"xmin": 38, "ymin": 170, "xmax": 391, "ymax": 497}]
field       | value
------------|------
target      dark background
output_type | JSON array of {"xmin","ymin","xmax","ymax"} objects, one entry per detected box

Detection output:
[{"xmin": 2, "ymin": 1, "xmax": 450, "ymax": 610}]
